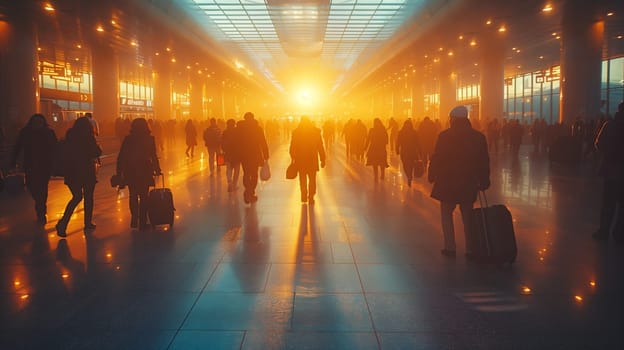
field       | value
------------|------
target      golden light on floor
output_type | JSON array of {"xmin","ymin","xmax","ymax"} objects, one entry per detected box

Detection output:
[
  {"xmin": 14, "ymin": 280, "xmax": 20, "ymax": 287},
  {"xmin": 589, "ymin": 281, "xmax": 596, "ymax": 287},
  {"xmin": 574, "ymin": 295, "xmax": 583, "ymax": 302},
  {"xmin": 20, "ymin": 294, "xmax": 29, "ymax": 300},
  {"xmin": 61, "ymin": 273, "xmax": 69, "ymax": 279},
  {"xmin": 521, "ymin": 286, "xmax": 532, "ymax": 295}
]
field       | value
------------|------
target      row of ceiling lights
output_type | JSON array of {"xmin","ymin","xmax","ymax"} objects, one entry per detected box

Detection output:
[
  {"xmin": 374, "ymin": 3, "xmax": 621, "ymax": 91},
  {"xmin": 41, "ymin": 1, "xmax": 254, "ymax": 87}
]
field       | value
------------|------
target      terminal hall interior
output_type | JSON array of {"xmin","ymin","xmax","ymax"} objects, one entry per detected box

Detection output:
[{"xmin": 1, "ymin": 1, "xmax": 624, "ymax": 349}]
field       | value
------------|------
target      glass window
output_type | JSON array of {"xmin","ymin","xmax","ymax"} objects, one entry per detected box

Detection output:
[
  {"xmin": 42, "ymin": 75, "xmax": 56, "ymax": 89},
  {"xmin": 120, "ymin": 82, "xmax": 127, "ymax": 97},
  {"xmin": 552, "ymin": 93, "xmax": 560, "ymax": 123}
]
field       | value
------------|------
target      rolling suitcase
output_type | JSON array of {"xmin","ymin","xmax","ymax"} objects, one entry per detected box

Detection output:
[
  {"xmin": 148, "ymin": 175, "xmax": 175, "ymax": 228},
  {"xmin": 469, "ymin": 191, "xmax": 517, "ymax": 264}
]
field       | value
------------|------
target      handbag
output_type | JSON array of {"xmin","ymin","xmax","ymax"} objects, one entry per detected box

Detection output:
[
  {"xmin": 413, "ymin": 159, "xmax": 425, "ymax": 178},
  {"xmin": 286, "ymin": 162, "xmax": 298, "ymax": 179},
  {"xmin": 216, "ymin": 153, "xmax": 226, "ymax": 166},
  {"xmin": 260, "ymin": 161, "xmax": 271, "ymax": 181}
]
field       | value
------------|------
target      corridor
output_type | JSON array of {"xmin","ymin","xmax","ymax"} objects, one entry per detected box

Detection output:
[{"xmin": 1, "ymin": 136, "xmax": 623, "ymax": 349}]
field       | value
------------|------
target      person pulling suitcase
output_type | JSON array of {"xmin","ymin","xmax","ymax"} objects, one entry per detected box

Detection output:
[{"xmin": 428, "ymin": 105, "xmax": 490, "ymax": 258}]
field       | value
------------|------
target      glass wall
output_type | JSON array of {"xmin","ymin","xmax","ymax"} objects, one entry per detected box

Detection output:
[{"xmin": 603, "ymin": 56, "xmax": 624, "ymax": 116}]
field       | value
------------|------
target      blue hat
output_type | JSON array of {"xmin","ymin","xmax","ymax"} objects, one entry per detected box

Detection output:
[{"xmin": 449, "ymin": 105, "xmax": 468, "ymax": 118}]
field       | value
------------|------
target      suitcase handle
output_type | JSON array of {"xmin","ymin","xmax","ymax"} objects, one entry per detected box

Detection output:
[
  {"xmin": 154, "ymin": 173, "xmax": 165, "ymax": 188},
  {"xmin": 476, "ymin": 190, "xmax": 492, "ymax": 255}
]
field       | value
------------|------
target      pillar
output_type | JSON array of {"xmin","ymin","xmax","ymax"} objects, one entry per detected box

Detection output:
[
  {"xmin": 91, "ymin": 42, "xmax": 119, "ymax": 121},
  {"xmin": 0, "ymin": 5, "xmax": 39, "ymax": 125},
  {"xmin": 439, "ymin": 58, "xmax": 457, "ymax": 119},
  {"xmin": 479, "ymin": 32, "xmax": 505, "ymax": 122},
  {"xmin": 153, "ymin": 56, "xmax": 172, "ymax": 120},
  {"xmin": 560, "ymin": 0, "xmax": 603, "ymax": 124},
  {"xmin": 189, "ymin": 73, "xmax": 203, "ymax": 120}
]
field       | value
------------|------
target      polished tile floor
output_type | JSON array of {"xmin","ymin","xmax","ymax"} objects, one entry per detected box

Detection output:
[{"xmin": 1, "ymin": 136, "xmax": 623, "ymax": 349}]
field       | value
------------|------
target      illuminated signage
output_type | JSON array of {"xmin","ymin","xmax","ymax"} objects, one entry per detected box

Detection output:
[{"xmin": 120, "ymin": 97, "xmax": 146, "ymax": 107}]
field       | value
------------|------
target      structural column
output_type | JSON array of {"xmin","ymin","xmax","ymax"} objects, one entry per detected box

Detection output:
[
  {"xmin": 560, "ymin": 0, "xmax": 603, "ymax": 124},
  {"xmin": 189, "ymin": 73, "xmax": 203, "ymax": 120},
  {"xmin": 0, "ymin": 5, "xmax": 39, "ymax": 124},
  {"xmin": 438, "ymin": 58, "xmax": 457, "ymax": 119},
  {"xmin": 153, "ymin": 56, "xmax": 172, "ymax": 120},
  {"xmin": 411, "ymin": 75, "xmax": 424, "ymax": 120},
  {"xmin": 479, "ymin": 32, "xmax": 505, "ymax": 122},
  {"xmin": 91, "ymin": 42, "xmax": 119, "ymax": 121}
]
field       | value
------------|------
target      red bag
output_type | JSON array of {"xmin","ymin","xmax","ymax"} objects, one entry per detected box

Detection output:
[{"xmin": 217, "ymin": 153, "xmax": 225, "ymax": 166}]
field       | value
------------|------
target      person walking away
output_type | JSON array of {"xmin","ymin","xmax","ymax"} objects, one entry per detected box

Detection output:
[
  {"xmin": 184, "ymin": 119, "xmax": 197, "ymax": 158},
  {"xmin": 592, "ymin": 102, "xmax": 624, "ymax": 243},
  {"xmin": 428, "ymin": 106, "xmax": 490, "ymax": 257},
  {"xmin": 290, "ymin": 116, "xmax": 326, "ymax": 204},
  {"xmin": 365, "ymin": 118, "xmax": 389, "ymax": 182},
  {"xmin": 237, "ymin": 112, "xmax": 269, "ymax": 204},
  {"xmin": 116, "ymin": 118, "xmax": 161, "ymax": 230},
  {"xmin": 221, "ymin": 119, "xmax": 241, "ymax": 192},
  {"xmin": 396, "ymin": 119, "xmax": 422, "ymax": 188},
  {"xmin": 56, "ymin": 117, "xmax": 102, "ymax": 237},
  {"xmin": 10, "ymin": 113, "xmax": 58, "ymax": 224},
  {"xmin": 85, "ymin": 112, "xmax": 99, "ymax": 137},
  {"xmin": 203, "ymin": 118, "xmax": 222, "ymax": 175}
]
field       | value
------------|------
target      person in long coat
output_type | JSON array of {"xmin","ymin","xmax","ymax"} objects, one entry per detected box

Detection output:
[
  {"xmin": 365, "ymin": 118, "xmax": 389, "ymax": 181},
  {"xmin": 592, "ymin": 102, "xmax": 624, "ymax": 243},
  {"xmin": 290, "ymin": 116, "xmax": 326, "ymax": 204},
  {"xmin": 428, "ymin": 106, "xmax": 490, "ymax": 257},
  {"xmin": 221, "ymin": 119, "xmax": 241, "ymax": 192},
  {"xmin": 116, "ymin": 118, "xmax": 161, "ymax": 230},
  {"xmin": 185, "ymin": 119, "xmax": 197, "ymax": 158},
  {"xmin": 11, "ymin": 113, "xmax": 58, "ymax": 224},
  {"xmin": 396, "ymin": 119, "xmax": 422, "ymax": 188},
  {"xmin": 56, "ymin": 117, "xmax": 102, "ymax": 237},
  {"xmin": 237, "ymin": 112, "xmax": 269, "ymax": 204}
]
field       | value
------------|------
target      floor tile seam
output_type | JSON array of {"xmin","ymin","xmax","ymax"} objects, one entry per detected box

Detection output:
[
  {"xmin": 344, "ymin": 209, "xmax": 383, "ymax": 350},
  {"xmin": 166, "ymin": 252, "xmax": 224, "ymax": 349}
]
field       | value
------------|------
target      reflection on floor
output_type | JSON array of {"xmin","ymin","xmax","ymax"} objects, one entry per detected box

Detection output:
[{"xmin": 1, "ymin": 137, "xmax": 623, "ymax": 349}]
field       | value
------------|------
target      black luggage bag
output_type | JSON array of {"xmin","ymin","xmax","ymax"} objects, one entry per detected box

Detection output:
[
  {"xmin": 148, "ymin": 175, "xmax": 175, "ymax": 228},
  {"xmin": 469, "ymin": 192, "xmax": 517, "ymax": 264}
]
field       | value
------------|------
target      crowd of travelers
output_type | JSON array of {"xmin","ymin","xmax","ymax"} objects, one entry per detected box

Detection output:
[{"xmin": 2, "ymin": 102, "xmax": 623, "ymax": 255}]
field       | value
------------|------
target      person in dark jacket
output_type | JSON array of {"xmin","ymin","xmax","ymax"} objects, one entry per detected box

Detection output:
[
  {"xmin": 290, "ymin": 116, "xmax": 326, "ymax": 204},
  {"xmin": 221, "ymin": 119, "xmax": 241, "ymax": 192},
  {"xmin": 116, "ymin": 118, "xmax": 161, "ymax": 230},
  {"xmin": 237, "ymin": 112, "xmax": 269, "ymax": 204},
  {"xmin": 593, "ymin": 102, "xmax": 624, "ymax": 243},
  {"xmin": 56, "ymin": 117, "xmax": 102, "ymax": 237},
  {"xmin": 184, "ymin": 119, "xmax": 197, "ymax": 158},
  {"xmin": 396, "ymin": 119, "xmax": 423, "ymax": 188},
  {"xmin": 366, "ymin": 118, "xmax": 389, "ymax": 182},
  {"xmin": 428, "ymin": 106, "xmax": 490, "ymax": 257},
  {"xmin": 11, "ymin": 113, "xmax": 58, "ymax": 224},
  {"xmin": 203, "ymin": 118, "xmax": 222, "ymax": 175}
]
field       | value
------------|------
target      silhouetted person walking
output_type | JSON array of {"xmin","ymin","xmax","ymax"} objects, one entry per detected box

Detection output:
[
  {"xmin": 221, "ymin": 119, "xmax": 241, "ymax": 192},
  {"xmin": 593, "ymin": 102, "xmax": 624, "ymax": 243},
  {"xmin": 185, "ymin": 119, "xmax": 197, "ymax": 158},
  {"xmin": 56, "ymin": 117, "xmax": 102, "ymax": 237},
  {"xmin": 11, "ymin": 114, "xmax": 58, "ymax": 224},
  {"xmin": 238, "ymin": 112, "xmax": 269, "ymax": 204},
  {"xmin": 203, "ymin": 118, "xmax": 222, "ymax": 175},
  {"xmin": 396, "ymin": 119, "xmax": 422, "ymax": 188},
  {"xmin": 290, "ymin": 116, "xmax": 326, "ymax": 204},
  {"xmin": 116, "ymin": 118, "xmax": 161, "ymax": 230},
  {"xmin": 428, "ymin": 106, "xmax": 490, "ymax": 257},
  {"xmin": 366, "ymin": 118, "xmax": 389, "ymax": 182}
]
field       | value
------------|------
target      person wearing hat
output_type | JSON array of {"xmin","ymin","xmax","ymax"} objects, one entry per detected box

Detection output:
[{"xmin": 428, "ymin": 105, "xmax": 490, "ymax": 258}]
